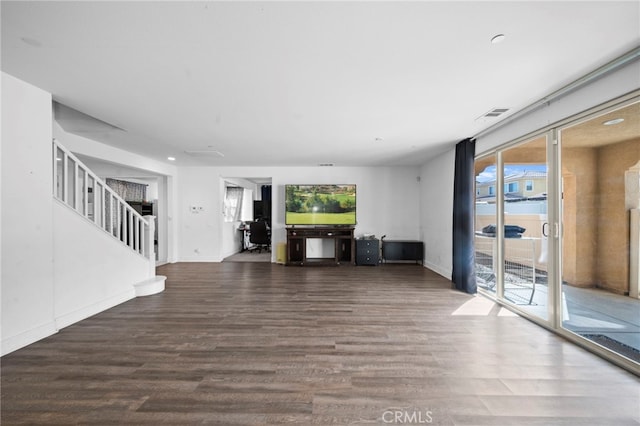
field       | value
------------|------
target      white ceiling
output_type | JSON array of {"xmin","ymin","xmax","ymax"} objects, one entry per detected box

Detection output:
[{"xmin": 2, "ymin": 1, "xmax": 639, "ymax": 167}]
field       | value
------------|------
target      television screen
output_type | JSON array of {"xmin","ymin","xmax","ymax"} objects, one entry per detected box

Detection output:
[{"xmin": 285, "ymin": 184, "xmax": 356, "ymax": 226}]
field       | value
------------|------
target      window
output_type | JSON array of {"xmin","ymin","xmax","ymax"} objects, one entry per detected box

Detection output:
[
  {"xmin": 223, "ymin": 186, "xmax": 244, "ymax": 222},
  {"xmin": 526, "ymin": 180, "xmax": 533, "ymax": 191},
  {"xmin": 504, "ymin": 182, "xmax": 519, "ymax": 193},
  {"xmin": 488, "ymin": 186, "xmax": 495, "ymax": 195}
]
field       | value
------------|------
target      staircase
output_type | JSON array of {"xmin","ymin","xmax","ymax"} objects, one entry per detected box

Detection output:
[{"xmin": 53, "ymin": 139, "xmax": 165, "ymax": 296}]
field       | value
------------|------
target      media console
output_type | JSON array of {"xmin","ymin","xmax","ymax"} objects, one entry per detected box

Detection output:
[{"xmin": 286, "ymin": 226, "xmax": 355, "ymax": 266}]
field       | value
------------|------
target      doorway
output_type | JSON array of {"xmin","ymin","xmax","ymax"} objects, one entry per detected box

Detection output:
[{"xmin": 221, "ymin": 177, "xmax": 273, "ymax": 263}]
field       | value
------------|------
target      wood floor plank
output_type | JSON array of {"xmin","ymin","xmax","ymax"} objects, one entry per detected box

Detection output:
[{"xmin": 2, "ymin": 262, "xmax": 639, "ymax": 425}]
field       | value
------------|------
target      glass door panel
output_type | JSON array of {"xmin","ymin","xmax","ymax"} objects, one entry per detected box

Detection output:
[
  {"xmin": 559, "ymin": 101, "xmax": 640, "ymax": 363},
  {"xmin": 475, "ymin": 155, "xmax": 498, "ymax": 295},
  {"xmin": 501, "ymin": 136, "xmax": 549, "ymax": 321}
]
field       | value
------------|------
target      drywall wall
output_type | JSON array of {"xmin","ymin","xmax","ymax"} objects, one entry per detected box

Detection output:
[
  {"xmin": 1, "ymin": 73, "xmax": 160, "ymax": 355},
  {"xmin": 54, "ymin": 124, "xmax": 179, "ymax": 263},
  {"xmin": 476, "ymin": 60, "xmax": 640, "ymax": 154},
  {"xmin": 52, "ymin": 201, "xmax": 149, "ymax": 329},
  {"xmin": 1, "ymin": 72, "xmax": 56, "ymax": 354},
  {"xmin": 419, "ymin": 60, "xmax": 640, "ymax": 282},
  {"xmin": 177, "ymin": 166, "xmax": 422, "ymax": 262},
  {"xmin": 420, "ymin": 149, "xmax": 455, "ymax": 278}
]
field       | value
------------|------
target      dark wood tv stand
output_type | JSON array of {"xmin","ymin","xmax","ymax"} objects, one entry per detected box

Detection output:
[{"xmin": 286, "ymin": 226, "xmax": 355, "ymax": 266}]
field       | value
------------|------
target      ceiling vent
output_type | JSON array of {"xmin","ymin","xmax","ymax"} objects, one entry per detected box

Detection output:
[
  {"xmin": 480, "ymin": 107, "xmax": 510, "ymax": 119},
  {"xmin": 318, "ymin": 163, "xmax": 334, "ymax": 167},
  {"xmin": 184, "ymin": 150, "xmax": 225, "ymax": 158}
]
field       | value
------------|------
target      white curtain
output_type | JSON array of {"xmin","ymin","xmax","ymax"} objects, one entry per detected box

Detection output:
[
  {"xmin": 106, "ymin": 178, "xmax": 147, "ymax": 202},
  {"xmin": 224, "ymin": 187, "xmax": 244, "ymax": 222}
]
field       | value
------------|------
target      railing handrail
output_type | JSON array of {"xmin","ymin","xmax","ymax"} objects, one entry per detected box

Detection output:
[
  {"xmin": 52, "ymin": 138, "xmax": 155, "ymax": 263},
  {"xmin": 53, "ymin": 139, "xmax": 148, "ymax": 224}
]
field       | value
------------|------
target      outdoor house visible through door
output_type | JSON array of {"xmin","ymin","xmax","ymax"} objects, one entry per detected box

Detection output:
[{"xmin": 475, "ymin": 96, "xmax": 640, "ymax": 372}]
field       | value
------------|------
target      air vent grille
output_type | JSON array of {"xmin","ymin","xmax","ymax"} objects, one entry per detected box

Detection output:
[{"xmin": 483, "ymin": 108, "xmax": 509, "ymax": 118}]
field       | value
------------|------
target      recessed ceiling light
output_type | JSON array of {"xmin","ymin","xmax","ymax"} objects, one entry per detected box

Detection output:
[
  {"xmin": 491, "ymin": 34, "xmax": 506, "ymax": 44},
  {"xmin": 603, "ymin": 118, "xmax": 624, "ymax": 126},
  {"xmin": 167, "ymin": 156, "xmax": 176, "ymax": 161}
]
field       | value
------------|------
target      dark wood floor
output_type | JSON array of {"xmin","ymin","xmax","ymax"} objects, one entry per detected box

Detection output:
[{"xmin": 2, "ymin": 263, "xmax": 639, "ymax": 425}]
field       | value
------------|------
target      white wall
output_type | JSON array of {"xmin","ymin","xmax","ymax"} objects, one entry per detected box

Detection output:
[
  {"xmin": 476, "ymin": 61, "xmax": 640, "ymax": 155},
  {"xmin": 54, "ymin": 123, "xmax": 179, "ymax": 263},
  {"xmin": 177, "ymin": 166, "xmax": 422, "ymax": 262},
  {"xmin": 52, "ymin": 201, "xmax": 149, "ymax": 329},
  {"xmin": 1, "ymin": 73, "xmax": 56, "ymax": 354},
  {"xmin": 419, "ymin": 59, "xmax": 640, "ymax": 281},
  {"xmin": 420, "ymin": 149, "xmax": 455, "ymax": 278},
  {"xmin": 1, "ymin": 73, "xmax": 162, "ymax": 355}
]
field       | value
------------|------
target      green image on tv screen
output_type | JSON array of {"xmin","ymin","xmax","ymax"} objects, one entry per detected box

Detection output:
[{"xmin": 285, "ymin": 184, "xmax": 356, "ymax": 225}]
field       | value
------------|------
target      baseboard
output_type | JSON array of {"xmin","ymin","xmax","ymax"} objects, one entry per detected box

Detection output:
[
  {"xmin": 54, "ymin": 289, "xmax": 136, "ymax": 331},
  {"xmin": 178, "ymin": 257, "xmax": 220, "ymax": 262},
  {"xmin": 1, "ymin": 321, "xmax": 58, "ymax": 356},
  {"xmin": 134, "ymin": 275, "xmax": 166, "ymax": 297},
  {"xmin": 423, "ymin": 260, "xmax": 452, "ymax": 280}
]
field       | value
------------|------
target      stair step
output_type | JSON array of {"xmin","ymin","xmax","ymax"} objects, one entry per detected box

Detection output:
[{"xmin": 133, "ymin": 275, "xmax": 166, "ymax": 297}]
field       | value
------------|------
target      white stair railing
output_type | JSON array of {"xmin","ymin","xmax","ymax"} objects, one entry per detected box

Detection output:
[{"xmin": 52, "ymin": 139, "xmax": 155, "ymax": 263}]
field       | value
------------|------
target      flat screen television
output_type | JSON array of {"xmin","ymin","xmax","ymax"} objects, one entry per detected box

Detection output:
[{"xmin": 285, "ymin": 184, "xmax": 356, "ymax": 226}]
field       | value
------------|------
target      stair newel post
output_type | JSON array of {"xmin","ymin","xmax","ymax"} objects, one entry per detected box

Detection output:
[{"xmin": 144, "ymin": 215, "xmax": 156, "ymax": 276}]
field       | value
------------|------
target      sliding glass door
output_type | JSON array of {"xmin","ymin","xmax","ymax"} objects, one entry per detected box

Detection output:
[
  {"xmin": 558, "ymin": 101, "xmax": 640, "ymax": 364},
  {"xmin": 475, "ymin": 154, "xmax": 498, "ymax": 297},
  {"xmin": 475, "ymin": 136, "xmax": 549, "ymax": 322},
  {"xmin": 476, "ymin": 96, "xmax": 640, "ymax": 370}
]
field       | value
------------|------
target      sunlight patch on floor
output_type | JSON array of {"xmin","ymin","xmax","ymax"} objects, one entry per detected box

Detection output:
[
  {"xmin": 498, "ymin": 308, "xmax": 518, "ymax": 316},
  {"xmin": 451, "ymin": 296, "xmax": 496, "ymax": 316}
]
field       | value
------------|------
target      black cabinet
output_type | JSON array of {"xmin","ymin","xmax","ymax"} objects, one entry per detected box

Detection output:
[
  {"xmin": 382, "ymin": 240, "xmax": 423, "ymax": 264},
  {"xmin": 288, "ymin": 237, "xmax": 304, "ymax": 262},
  {"xmin": 356, "ymin": 239, "xmax": 379, "ymax": 265}
]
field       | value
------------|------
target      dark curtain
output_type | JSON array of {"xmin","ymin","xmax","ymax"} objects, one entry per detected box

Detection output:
[
  {"xmin": 452, "ymin": 138, "xmax": 477, "ymax": 294},
  {"xmin": 261, "ymin": 185, "xmax": 272, "ymax": 202}
]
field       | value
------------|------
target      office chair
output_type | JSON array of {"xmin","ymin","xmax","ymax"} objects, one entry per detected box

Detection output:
[{"xmin": 249, "ymin": 221, "xmax": 270, "ymax": 253}]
